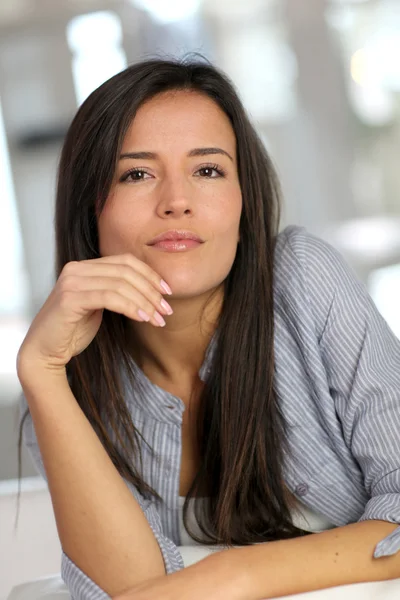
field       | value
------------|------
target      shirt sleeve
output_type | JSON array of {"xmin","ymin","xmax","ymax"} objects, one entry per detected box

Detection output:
[
  {"xmin": 288, "ymin": 226, "xmax": 400, "ymax": 558},
  {"xmin": 19, "ymin": 392, "xmax": 184, "ymax": 600}
]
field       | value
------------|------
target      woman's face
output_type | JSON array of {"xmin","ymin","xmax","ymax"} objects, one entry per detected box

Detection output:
[{"xmin": 98, "ymin": 90, "xmax": 242, "ymax": 299}]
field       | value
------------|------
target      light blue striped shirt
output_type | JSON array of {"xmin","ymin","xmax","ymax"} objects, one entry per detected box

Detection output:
[{"xmin": 20, "ymin": 225, "xmax": 400, "ymax": 600}]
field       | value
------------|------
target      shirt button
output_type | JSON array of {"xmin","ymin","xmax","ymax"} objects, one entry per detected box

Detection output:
[{"xmin": 295, "ymin": 483, "xmax": 309, "ymax": 497}]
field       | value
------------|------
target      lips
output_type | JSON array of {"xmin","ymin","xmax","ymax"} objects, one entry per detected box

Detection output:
[{"xmin": 147, "ymin": 230, "xmax": 204, "ymax": 245}]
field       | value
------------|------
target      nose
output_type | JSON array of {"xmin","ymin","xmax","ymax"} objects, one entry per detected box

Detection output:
[{"xmin": 156, "ymin": 175, "xmax": 193, "ymax": 217}]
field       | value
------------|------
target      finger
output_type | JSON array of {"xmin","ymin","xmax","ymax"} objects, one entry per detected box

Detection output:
[
  {"xmin": 80, "ymin": 254, "xmax": 172, "ymax": 296},
  {"xmin": 61, "ymin": 265, "xmax": 173, "ymax": 318},
  {"xmin": 63, "ymin": 274, "xmax": 171, "ymax": 325},
  {"xmin": 59, "ymin": 288, "xmax": 167, "ymax": 327}
]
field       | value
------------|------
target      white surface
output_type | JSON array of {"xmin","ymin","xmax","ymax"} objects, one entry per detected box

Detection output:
[
  {"xmin": 6, "ymin": 569, "xmax": 400, "ymax": 600},
  {"xmin": 7, "ymin": 576, "xmax": 70, "ymax": 600},
  {"xmin": 0, "ymin": 477, "xmax": 62, "ymax": 600}
]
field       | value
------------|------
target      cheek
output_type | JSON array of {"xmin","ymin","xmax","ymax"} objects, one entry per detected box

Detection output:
[
  {"xmin": 211, "ymin": 190, "xmax": 242, "ymax": 237},
  {"xmin": 98, "ymin": 198, "xmax": 142, "ymax": 256},
  {"xmin": 209, "ymin": 195, "xmax": 241, "ymax": 273}
]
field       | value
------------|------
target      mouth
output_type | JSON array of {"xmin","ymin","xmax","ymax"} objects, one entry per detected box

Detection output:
[
  {"xmin": 147, "ymin": 229, "xmax": 204, "ymax": 250},
  {"xmin": 148, "ymin": 239, "xmax": 203, "ymax": 252},
  {"xmin": 147, "ymin": 229, "xmax": 204, "ymax": 244}
]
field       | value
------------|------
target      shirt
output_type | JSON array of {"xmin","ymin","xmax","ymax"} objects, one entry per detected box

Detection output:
[{"xmin": 20, "ymin": 225, "xmax": 400, "ymax": 600}]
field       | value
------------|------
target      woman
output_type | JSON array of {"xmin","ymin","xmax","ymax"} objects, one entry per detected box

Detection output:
[{"xmin": 17, "ymin": 56, "xmax": 400, "ymax": 600}]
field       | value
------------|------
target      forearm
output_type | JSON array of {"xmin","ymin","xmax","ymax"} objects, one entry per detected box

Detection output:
[
  {"xmin": 233, "ymin": 520, "xmax": 400, "ymax": 599},
  {"xmin": 21, "ymin": 371, "xmax": 165, "ymax": 597}
]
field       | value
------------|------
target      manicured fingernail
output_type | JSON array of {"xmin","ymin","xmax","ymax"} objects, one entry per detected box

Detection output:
[
  {"xmin": 138, "ymin": 309, "xmax": 151, "ymax": 322},
  {"xmin": 154, "ymin": 311, "xmax": 166, "ymax": 327},
  {"xmin": 160, "ymin": 280, "xmax": 172, "ymax": 295},
  {"xmin": 160, "ymin": 299, "xmax": 173, "ymax": 315}
]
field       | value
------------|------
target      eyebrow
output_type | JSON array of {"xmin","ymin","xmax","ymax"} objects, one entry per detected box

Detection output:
[{"xmin": 119, "ymin": 147, "xmax": 234, "ymax": 162}]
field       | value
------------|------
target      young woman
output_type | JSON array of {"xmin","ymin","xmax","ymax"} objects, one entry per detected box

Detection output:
[{"xmin": 17, "ymin": 57, "xmax": 400, "ymax": 600}]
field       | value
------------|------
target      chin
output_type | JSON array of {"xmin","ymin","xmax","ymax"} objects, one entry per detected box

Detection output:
[{"xmin": 165, "ymin": 276, "xmax": 225, "ymax": 301}]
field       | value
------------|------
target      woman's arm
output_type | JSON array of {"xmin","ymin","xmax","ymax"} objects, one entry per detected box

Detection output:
[
  {"xmin": 21, "ymin": 369, "xmax": 165, "ymax": 598},
  {"xmin": 237, "ymin": 519, "xmax": 400, "ymax": 599},
  {"xmin": 107, "ymin": 520, "xmax": 400, "ymax": 600}
]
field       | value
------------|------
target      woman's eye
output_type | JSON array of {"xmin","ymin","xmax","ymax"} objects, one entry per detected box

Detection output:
[
  {"xmin": 120, "ymin": 169, "xmax": 151, "ymax": 183},
  {"xmin": 196, "ymin": 165, "xmax": 225, "ymax": 178}
]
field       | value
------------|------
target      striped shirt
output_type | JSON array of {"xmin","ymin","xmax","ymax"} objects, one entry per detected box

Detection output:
[{"xmin": 20, "ymin": 225, "xmax": 400, "ymax": 600}]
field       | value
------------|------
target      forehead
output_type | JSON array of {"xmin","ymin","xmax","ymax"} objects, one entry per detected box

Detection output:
[{"xmin": 122, "ymin": 90, "xmax": 236, "ymax": 153}]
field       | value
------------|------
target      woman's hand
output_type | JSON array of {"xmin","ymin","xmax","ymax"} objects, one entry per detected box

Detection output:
[
  {"xmin": 16, "ymin": 254, "xmax": 173, "ymax": 381},
  {"xmin": 113, "ymin": 550, "xmax": 251, "ymax": 600}
]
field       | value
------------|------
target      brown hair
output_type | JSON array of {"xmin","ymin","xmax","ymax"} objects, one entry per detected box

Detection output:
[{"xmin": 17, "ymin": 55, "xmax": 310, "ymax": 545}]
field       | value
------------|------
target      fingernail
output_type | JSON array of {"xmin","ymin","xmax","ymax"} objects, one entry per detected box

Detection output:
[
  {"xmin": 160, "ymin": 299, "xmax": 173, "ymax": 315},
  {"xmin": 138, "ymin": 309, "xmax": 151, "ymax": 322},
  {"xmin": 154, "ymin": 311, "xmax": 166, "ymax": 327},
  {"xmin": 160, "ymin": 280, "xmax": 172, "ymax": 295}
]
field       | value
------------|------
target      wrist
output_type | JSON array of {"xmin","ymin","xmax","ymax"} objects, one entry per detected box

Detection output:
[{"xmin": 17, "ymin": 358, "xmax": 69, "ymax": 394}]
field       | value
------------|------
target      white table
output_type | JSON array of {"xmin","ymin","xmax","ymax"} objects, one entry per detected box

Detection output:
[
  {"xmin": 7, "ymin": 545, "xmax": 400, "ymax": 600},
  {"xmin": 7, "ymin": 575, "xmax": 400, "ymax": 600}
]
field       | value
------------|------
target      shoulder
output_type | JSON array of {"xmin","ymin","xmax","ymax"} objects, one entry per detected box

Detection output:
[
  {"xmin": 273, "ymin": 224, "xmax": 361, "ymax": 294},
  {"xmin": 274, "ymin": 225, "xmax": 347, "ymax": 282},
  {"xmin": 273, "ymin": 225, "xmax": 362, "ymax": 339}
]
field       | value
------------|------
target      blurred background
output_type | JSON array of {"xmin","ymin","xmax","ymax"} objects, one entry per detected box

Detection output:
[{"xmin": 2, "ymin": 0, "xmax": 400, "ymax": 566}]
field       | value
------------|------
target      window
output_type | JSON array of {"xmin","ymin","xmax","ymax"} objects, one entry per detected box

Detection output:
[{"xmin": 66, "ymin": 11, "xmax": 127, "ymax": 106}]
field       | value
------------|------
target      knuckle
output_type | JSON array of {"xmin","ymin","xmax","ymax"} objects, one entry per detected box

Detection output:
[
  {"xmin": 117, "ymin": 264, "xmax": 132, "ymax": 279},
  {"xmin": 116, "ymin": 254, "xmax": 160, "ymax": 287},
  {"xmin": 114, "ymin": 281, "xmax": 129, "ymax": 296},
  {"xmin": 120, "ymin": 253, "xmax": 135, "ymax": 266},
  {"xmin": 58, "ymin": 274, "xmax": 78, "ymax": 292},
  {"xmin": 145, "ymin": 264, "xmax": 159, "ymax": 281},
  {"xmin": 62, "ymin": 261, "xmax": 79, "ymax": 275}
]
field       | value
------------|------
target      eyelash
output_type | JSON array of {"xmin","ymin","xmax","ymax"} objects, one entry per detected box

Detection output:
[{"xmin": 120, "ymin": 163, "xmax": 227, "ymax": 183}]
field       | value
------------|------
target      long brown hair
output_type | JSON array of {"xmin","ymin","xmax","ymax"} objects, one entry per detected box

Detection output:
[{"xmin": 17, "ymin": 55, "xmax": 309, "ymax": 545}]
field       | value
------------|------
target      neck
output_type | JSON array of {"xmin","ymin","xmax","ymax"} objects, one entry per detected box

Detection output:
[{"xmin": 128, "ymin": 285, "xmax": 222, "ymax": 388}]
